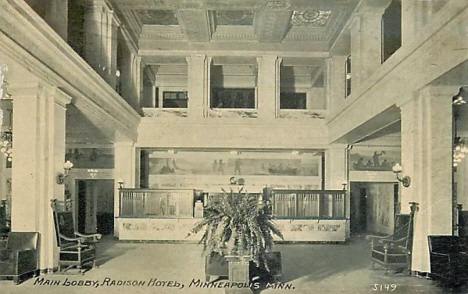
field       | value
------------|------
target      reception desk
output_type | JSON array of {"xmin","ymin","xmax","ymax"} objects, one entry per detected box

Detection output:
[{"xmin": 116, "ymin": 188, "xmax": 347, "ymax": 242}]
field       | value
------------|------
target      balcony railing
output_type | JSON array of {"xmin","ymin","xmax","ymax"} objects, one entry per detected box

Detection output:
[{"xmin": 270, "ymin": 189, "xmax": 346, "ymax": 219}]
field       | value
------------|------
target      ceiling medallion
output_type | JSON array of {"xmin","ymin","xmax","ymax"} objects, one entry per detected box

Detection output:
[{"xmin": 291, "ymin": 10, "xmax": 332, "ymax": 27}]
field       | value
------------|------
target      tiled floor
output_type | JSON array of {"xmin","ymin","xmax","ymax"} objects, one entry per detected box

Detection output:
[{"xmin": 0, "ymin": 236, "xmax": 463, "ymax": 294}]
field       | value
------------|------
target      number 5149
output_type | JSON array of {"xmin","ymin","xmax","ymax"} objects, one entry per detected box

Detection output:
[{"xmin": 373, "ymin": 284, "xmax": 397, "ymax": 291}]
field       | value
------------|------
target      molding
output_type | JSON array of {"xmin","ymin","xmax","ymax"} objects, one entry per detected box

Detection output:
[
  {"xmin": 139, "ymin": 49, "xmax": 330, "ymax": 58},
  {"xmin": 7, "ymin": 82, "xmax": 44, "ymax": 97},
  {"xmin": 54, "ymin": 87, "xmax": 73, "ymax": 108}
]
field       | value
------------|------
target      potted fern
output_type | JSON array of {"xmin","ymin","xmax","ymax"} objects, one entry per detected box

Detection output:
[{"xmin": 188, "ymin": 187, "xmax": 283, "ymax": 286}]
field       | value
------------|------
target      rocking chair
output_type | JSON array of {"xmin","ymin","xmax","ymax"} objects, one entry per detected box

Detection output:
[
  {"xmin": 367, "ymin": 202, "xmax": 418, "ymax": 274},
  {"xmin": 51, "ymin": 199, "xmax": 101, "ymax": 273}
]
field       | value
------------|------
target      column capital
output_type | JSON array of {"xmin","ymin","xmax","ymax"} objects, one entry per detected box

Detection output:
[
  {"xmin": 8, "ymin": 81, "xmax": 44, "ymax": 97},
  {"xmin": 186, "ymin": 54, "xmax": 207, "ymax": 63},
  {"xmin": 51, "ymin": 87, "xmax": 72, "ymax": 109},
  {"xmin": 419, "ymin": 84, "xmax": 460, "ymax": 98}
]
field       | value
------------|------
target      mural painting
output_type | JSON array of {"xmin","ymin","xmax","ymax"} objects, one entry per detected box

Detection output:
[
  {"xmin": 144, "ymin": 149, "xmax": 322, "ymax": 190},
  {"xmin": 148, "ymin": 152, "xmax": 319, "ymax": 177},
  {"xmin": 350, "ymin": 147, "xmax": 400, "ymax": 172},
  {"xmin": 65, "ymin": 148, "xmax": 115, "ymax": 169}
]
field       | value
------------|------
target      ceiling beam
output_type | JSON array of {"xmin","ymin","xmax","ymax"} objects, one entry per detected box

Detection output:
[
  {"xmin": 254, "ymin": 10, "xmax": 292, "ymax": 43},
  {"xmin": 177, "ymin": 10, "xmax": 214, "ymax": 42}
]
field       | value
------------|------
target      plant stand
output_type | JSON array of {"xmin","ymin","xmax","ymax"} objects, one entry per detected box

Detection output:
[{"xmin": 225, "ymin": 255, "xmax": 252, "ymax": 294}]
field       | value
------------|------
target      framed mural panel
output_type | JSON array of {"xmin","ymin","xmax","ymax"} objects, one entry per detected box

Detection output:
[
  {"xmin": 350, "ymin": 146, "xmax": 400, "ymax": 172},
  {"xmin": 142, "ymin": 149, "xmax": 322, "ymax": 190}
]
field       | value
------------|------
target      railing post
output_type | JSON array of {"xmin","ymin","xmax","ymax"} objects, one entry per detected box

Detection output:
[{"xmin": 294, "ymin": 193, "xmax": 298, "ymax": 218}]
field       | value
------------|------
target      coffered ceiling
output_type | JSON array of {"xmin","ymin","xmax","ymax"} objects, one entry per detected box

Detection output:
[{"xmin": 110, "ymin": 0, "xmax": 358, "ymax": 54}]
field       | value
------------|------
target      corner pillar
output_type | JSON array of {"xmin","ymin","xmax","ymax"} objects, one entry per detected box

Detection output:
[
  {"xmin": 10, "ymin": 83, "xmax": 71, "ymax": 272},
  {"xmin": 399, "ymin": 85, "xmax": 457, "ymax": 273}
]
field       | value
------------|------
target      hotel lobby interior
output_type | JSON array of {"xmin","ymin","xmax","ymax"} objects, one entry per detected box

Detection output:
[{"xmin": 0, "ymin": 0, "xmax": 468, "ymax": 293}]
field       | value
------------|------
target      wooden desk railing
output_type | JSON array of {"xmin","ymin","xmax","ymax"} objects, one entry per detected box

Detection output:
[
  {"xmin": 119, "ymin": 189, "xmax": 195, "ymax": 218},
  {"xmin": 119, "ymin": 188, "xmax": 347, "ymax": 220},
  {"xmin": 270, "ymin": 189, "xmax": 346, "ymax": 219}
]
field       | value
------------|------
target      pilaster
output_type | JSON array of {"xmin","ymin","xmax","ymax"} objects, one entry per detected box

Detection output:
[
  {"xmin": 9, "ymin": 82, "xmax": 71, "ymax": 271},
  {"xmin": 186, "ymin": 55, "xmax": 210, "ymax": 119},
  {"xmin": 113, "ymin": 137, "xmax": 136, "ymax": 237},
  {"xmin": 257, "ymin": 55, "xmax": 281, "ymax": 120}
]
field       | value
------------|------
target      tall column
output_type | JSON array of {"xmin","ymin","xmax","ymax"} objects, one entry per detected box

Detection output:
[
  {"xmin": 106, "ymin": 10, "xmax": 120, "ymax": 89},
  {"xmin": 113, "ymin": 137, "xmax": 135, "ymax": 237},
  {"xmin": 401, "ymin": 0, "xmax": 447, "ymax": 46},
  {"xmin": 43, "ymin": 0, "xmax": 68, "ymax": 41},
  {"xmin": 84, "ymin": 0, "xmax": 120, "ymax": 86},
  {"xmin": 257, "ymin": 55, "xmax": 281, "ymax": 120},
  {"xmin": 120, "ymin": 43, "xmax": 141, "ymax": 109},
  {"xmin": 349, "ymin": 0, "xmax": 391, "ymax": 89},
  {"xmin": 186, "ymin": 55, "xmax": 210, "ymax": 119},
  {"xmin": 10, "ymin": 82, "xmax": 71, "ymax": 271},
  {"xmin": 399, "ymin": 85, "xmax": 456, "ymax": 273}
]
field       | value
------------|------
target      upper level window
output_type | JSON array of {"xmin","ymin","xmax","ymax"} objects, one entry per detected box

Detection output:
[
  {"xmin": 382, "ymin": 0, "xmax": 402, "ymax": 62},
  {"xmin": 280, "ymin": 92, "xmax": 307, "ymax": 109},
  {"xmin": 345, "ymin": 55, "xmax": 352, "ymax": 98},
  {"xmin": 211, "ymin": 88, "xmax": 255, "ymax": 109},
  {"xmin": 163, "ymin": 91, "xmax": 188, "ymax": 108}
]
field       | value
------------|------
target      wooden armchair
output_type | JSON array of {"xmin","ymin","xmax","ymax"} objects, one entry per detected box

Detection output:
[
  {"xmin": 428, "ymin": 235, "xmax": 468, "ymax": 287},
  {"xmin": 367, "ymin": 202, "xmax": 418, "ymax": 274},
  {"xmin": 0, "ymin": 232, "xmax": 39, "ymax": 284},
  {"xmin": 51, "ymin": 200, "xmax": 101, "ymax": 273}
]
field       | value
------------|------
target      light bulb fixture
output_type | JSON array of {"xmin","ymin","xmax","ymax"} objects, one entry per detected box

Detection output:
[
  {"xmin": 453, "ymin": 88, "xmax": 467, "ymax": 106},
  {"xmin": 118, "ymin": 179, "xmax": 124, "ymax": 189},
  {"xmin": 56, "ymin": 160, "xmax": 73, "ymax": 184},
  {"xmin": 0, "ymin": 65, "xmax": 11, "ymax": 99},
  {"xmin": 453, "ymin": 137, "xmax": 468, "ymax": 168},
  {"xmin": 342, "ymin": 181, "xmax": 348, "ymax": 191},
  {"xmin": 87, "ymin": 169, "xmax": 98, "ymax": 178},
  {"xmin": 392, "ymin": 163, "xmax": 411, "ymax": 187},
  {"xmin": 0, "ymin": 65, "xmax": 12, "ymax": 163}
]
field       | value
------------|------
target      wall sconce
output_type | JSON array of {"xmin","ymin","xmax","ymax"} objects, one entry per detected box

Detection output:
[
  {"xmin": 342, "ymin": 181, "xmax": 348, "ymax": 191},
  {"xmin": 392, "ymin": 163, "xmax": 411, "ymax": 187},
  {"xmin": 118, "ymin": 179, "xmax": 124, "ymax": 189},
  {"xmin": 56, "ymin": 160, "xmax": 73, "ymax": 184}
]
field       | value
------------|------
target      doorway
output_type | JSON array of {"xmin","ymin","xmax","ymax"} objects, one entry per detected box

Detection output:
[
  {"xmin": 350, "ymin": 182, "xmax": 367, "ymax": 236},
  {"xmin": 77, "ymin": 179, "xmax": 114, "ymax": 235},
  {"xmin": 350, "ymin": 182, "xmax": 399, "ymax": 236}
]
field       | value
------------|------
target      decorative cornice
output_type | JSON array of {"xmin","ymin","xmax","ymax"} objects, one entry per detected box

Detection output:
[
  {"xmin": 53, "ymin": 87, "xmax": 73, "ymax": 108},
  {"xmin": 211, "ymin": 34, "xmax": 258, "ymax": 41}
]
